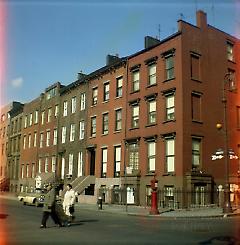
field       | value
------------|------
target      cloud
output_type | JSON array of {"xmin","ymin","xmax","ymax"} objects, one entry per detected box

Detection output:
[{"xmin": 11, "ymin": 77, "xmax": 23, "ymax": 88}]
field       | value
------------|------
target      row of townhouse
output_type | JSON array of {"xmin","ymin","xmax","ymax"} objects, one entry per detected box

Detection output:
[{"xmin": 1, "ymin": 10, "xmax": 240, "ymax": 208}]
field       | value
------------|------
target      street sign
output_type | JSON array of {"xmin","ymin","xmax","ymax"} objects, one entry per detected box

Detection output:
[{"xmin": 211, "ymin": 148, "xmax": 239, "ymax": 161}]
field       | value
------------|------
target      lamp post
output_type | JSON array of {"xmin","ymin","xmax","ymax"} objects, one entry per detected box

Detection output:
[{"xmin": 219, "ymin": 73, "xmax": 236, "ymax": 214}]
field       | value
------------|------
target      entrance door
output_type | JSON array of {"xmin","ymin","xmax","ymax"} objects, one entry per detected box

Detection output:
[
  {"xmin": 90, "ymin": 150, "xmax": 95, "ymax": 176},
  {"xmin": 127, "ymin": 186, "xmax": 135, "ymax": 204},
  {"xmin": 195, "ymin": 185, "xmax": 206, "ymax": 206}
]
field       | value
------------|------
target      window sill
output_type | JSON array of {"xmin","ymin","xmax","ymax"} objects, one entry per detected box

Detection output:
[
  {"xmin": 102, "ymin": 100, "xmax": 109, "ymax": 104},
  {"xmin": 192, "ymin": 120, "xmax": 203, "ymax": 124},
  {"xmin": 89, "ymin": 136, "xmax": 96, "ymax": 139},
  {"xmin": 163, "ymin": 77, "xmax": 175, "ymax": 83},
  {"xmin": 91, "ymin": 105, "xmax": 97, "ymax": 108},
  {"xmin": 129, "ymin": 127, "xmax": 139, "ymax": 131},
  {"xmin": 162, "ymin": 173, "xmax": 176, "ymax": 176},
  {"xmin": 191, "ymin": 78, "xmax": 202, "ymax": 83},
  {"xmin": 147, "ymin": 83, "xmax": 157, "ymax": 89},
  {"xmin": 102, "ymin": 133, "xmax": 109, "ymax": 136},
  {"xmin": 130, "ymin": 90, "xmax": 140, "ymax": 94},
  {"xmin": 163, "ymin": 119, "xmax": 176, "ymax": 124},
  {"xmin": 227, "ymin": 59, "xmax": 236, "ymax": 64},
  {"xmin": 146, "ymin": 172, "xmax": 155, "ymax": 176},
  {"xmin": 114, "ymin": 130, "xmax": 122, "ymax": 134},
  {"xmin": 145, "ymin": 123, "xmax": 157, "ymax": 128},
  {"xmin": 115, "ymin": 96, "xmax": 123, "ymax": 100}
]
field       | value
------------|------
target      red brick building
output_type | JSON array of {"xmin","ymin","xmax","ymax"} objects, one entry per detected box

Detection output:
[
  {"xmin": 19, "ymin": 82, "xmax": 62, "ymax": 192},
  {"xmin": 81, "ymin": 10, "xmax": 240, "ymax": 207},
  {"xmin": 2, "ymin": 10, "xmax": 239, "ymax": 209}
]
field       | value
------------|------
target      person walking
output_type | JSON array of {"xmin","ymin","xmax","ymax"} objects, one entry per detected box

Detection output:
[
  {"xmin": 40, "ymin": 183, "xmax": 62, "ymax": 228},
  {"xmin": 62, "ymin": 184, "xmax": 75, "ymax": 225}
]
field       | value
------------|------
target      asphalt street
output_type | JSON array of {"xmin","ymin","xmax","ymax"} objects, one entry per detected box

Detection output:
[{"xmin": 1, "ymin": 197, "xmax": 240, "ymax": 245}]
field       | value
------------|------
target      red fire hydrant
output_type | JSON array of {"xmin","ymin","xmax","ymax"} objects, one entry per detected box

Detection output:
[{"xmin": 149, "ymin": 176, "xmax": 159, "ymax": 215}]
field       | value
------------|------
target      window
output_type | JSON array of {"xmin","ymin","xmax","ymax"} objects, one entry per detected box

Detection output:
[
  {"xmin": 148, "ymin": 141, "xmax": 156, "ymax": 172},
  {"xmin": 70, "ymin": 124, "xmax": 75, "ymax": 142},
  {"xmin": 131, "ymin": 105, "xmax": 139, "ymax": 128},
  {"xmin": 91, "ymin": 117, "xmax": 96, "ymax": 137},
  {"xmin": 31, "ymin": 163, "xmax": 35, "ymax": 178},
  {"xmin": 34, "ymin": 110, "xmax": 38, "ymax": 124},
  {"xmin": 165, "ymin": 137, "xmax": 175, "ymax": 173},
  {"xmin": 132, "ymin": 70, "xmax": 140, "ymax": 92},
  {"xmin": 29, "ymin": 113, "xmax": 33, "ymax": 126},
  {"xmin": 24, "ymin": 116, "xmax": 28, "ymax": 128},
  {"xmin": 47, "ymin": 108, "xmax": 52, "ymax": 123},
  {"xmin": 68, "ymin": 153, "xmax": 73, "ymax": 175},
  {"xmin": 192, "ymin": 138, "xmax": 201, "ymax": 168},
  {"xmin": 61, "ymin": 126, "xmax": 66, "ymax": 144},
  {"xmin": 38, "ymin": 159, "xmax": 42, "ymax": 173},
  {"xmin": 115, "ymin": 109, "xmax": 122, "ymax": 131},
  {"xmin": 54, "ymin": 105, "xmax": 59, "ymax": 118},
  {"xmin": 80, "ymin": 93, "xmax": 86, "ymax": 110},
  {"xmin": 190, "ymin": 53, "xmax": 200, "ymax": 80},
  {"xmin": 102, "ymin": 113, "xmax": 109, "ymax": 135},
  {"xmin": 228, "ymin": 69, "xmax": 236, "ymax": 91},
  {"xmin": 41, "ymin": 111, "xmax": 45, "ymax": 125},
  {"xmin": 46, "ymin": 87, "xmax": 57, "ymax": 100},
  {"xmin": 71, "ymin": 97, "xmax": 77, "ymax": 113},
  {"xmin": 166, "ymin": 93, "xmax": 175, "ymax": 120},
  {"xmin": 21, "ymin": 164, "xmax": 24, "ymax": 178},
  {"xmin": 92, "ymin": 87, "xmax": 98, "ymax": 106},
  {"xmin": 52, "ymin": 156, "xmax": 56, "ymax": 172},
  {"xmin": 53, "ymin": 129, "xmax": 57, "ymax": 145},
  {"xmin": 148, "ymin": 100, "xmax": 156, "ymax": 124},
  {"xmin": 128, "ymin": 143, "xmax": 139, "ymax": 171},
  {"xmin": 77, "ymin": 152, "xmax": 83, "ymax": 177},
  {"xmin": 28, "ymin": 134, "xmax": 31, "ymax": 148},
  {"xmin": 45, "ymin": 158, "xmax": 48, "ymax": 173},
  {"xmin": 61, "ymin": 157, "xmax": 65, "ymax": 179},
  {"xmin": 237, "ymin": 106, "xmax": 240, "ymax": 129},
  {"xmin": 191, "ymin": 92, "xmax": 202, "ymax": 122},
  {"xmin": 46, "ymin": 131, "xmax": 50, "ymax": 147},
  {"xmin": 114, "ymin": 146, "xmax": 121, "ymax": 177},
  {"xmin": 33, "ymin": 132, "xmax": 37, "ymax": 147},
  {"xmin": 63, "ymin": 101, "xmax": 68, "ymax": 117},
  {"xmin": 116, "ymin": 76, "xmax": 123, "ymax": 97},
  {"xmin": 103, "ymin": 82, "xmax": 110, "ymax": 102},
  {"xmin": 40, "ymin": 133, "xmax": 44, "ymax": 148},
  {"xmin": 227, "ymin": 42, "xmax": 234, "ymax": 61},
  {"xmin": 79, "ymin": 121, "xmax": 85, "ymax": 140},
  {"xmin": 148, "ymin": 63, "xmax": 156, "ymax": 86},
  {"xmin": 165, "ymin": 54, "xmax": 174, "ymax": 80},
  {"xmin": 26, "ymin": 164, "xmax": 29, "ymax": 178},
  {"xmin": 102, "ymin": 148, "xmax": 108, "ymax": 177},
  {"xmin": 23, "ymin": 135, "xmax": 26, "ymax": 149}
]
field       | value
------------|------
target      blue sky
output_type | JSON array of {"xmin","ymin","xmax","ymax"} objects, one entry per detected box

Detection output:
[{"xmin": 3, "ymin": 0, "xmax": 240, "ymax": 105}]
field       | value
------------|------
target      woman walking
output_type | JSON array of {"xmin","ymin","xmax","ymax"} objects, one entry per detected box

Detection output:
[{"xmin": 63, "ymin": 184, "xmax": 76, "ymax": 225}]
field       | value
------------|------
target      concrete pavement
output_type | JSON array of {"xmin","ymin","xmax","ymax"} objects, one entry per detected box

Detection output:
[
  {"xmin": 75, "ymin": 202, "xmax": 240, "ymax": 218},
  {"xmin": 1, "ymin": 192, "xmax": 240, "ymax": 218}
]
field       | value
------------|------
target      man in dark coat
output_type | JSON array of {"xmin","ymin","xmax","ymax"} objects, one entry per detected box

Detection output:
[{"xmin": 40, "ymin": 183, "xmax": 62, "ymax": 228}]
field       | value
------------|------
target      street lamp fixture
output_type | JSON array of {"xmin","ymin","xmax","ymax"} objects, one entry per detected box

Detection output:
[{"xmin": 215, "ymin": 73, "xmax": 237, "ymax": 214}]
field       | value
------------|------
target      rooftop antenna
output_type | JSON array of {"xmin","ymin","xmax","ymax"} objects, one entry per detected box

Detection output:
[
  {"xmin": 179, "ymin": 13, "xmax": 184, "ymax": 20},
  {"xmin": 195, "ymin": 0, "xmax": 198, "ymax": 12},
  {"xmin": 157, "ymin": 24, "xmax": 161, "ymax": 40},
  {"xmin": 211, "ymin": 0, "xmax": 215, "ymax": 26}
]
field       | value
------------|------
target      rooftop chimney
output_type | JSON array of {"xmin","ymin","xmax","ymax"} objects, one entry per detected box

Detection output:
[
  {"xmin": 106, "ymin": 54, "xmax": 121, "ymax": 66},
  {"xmin": 144, "ymin": 36, "xmax": 161, "ymax": 49},
  {"xmin": 77, "ymin": 71, "xmax": 86, "ymax": 80},
  {"xmin": 196, "ymin": 10, "xmax": 207, "ymax": 29}
]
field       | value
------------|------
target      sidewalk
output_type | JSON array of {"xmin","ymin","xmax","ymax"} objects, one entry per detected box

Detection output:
[
  {"xmin": 1, "ymin": 193, "xmax": 240, "ymax": 218},
  {"xmin": 75, "ymin": 202, "xmax": 240, "ymax": 218}
]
